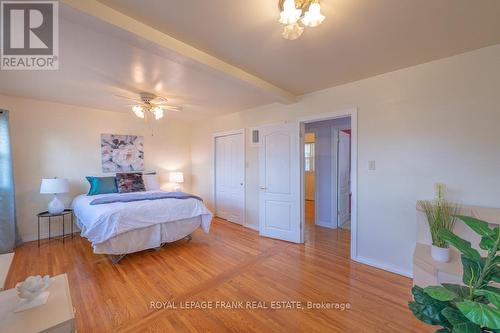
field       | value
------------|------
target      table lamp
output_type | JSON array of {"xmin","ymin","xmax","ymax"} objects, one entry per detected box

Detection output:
[
  {"xmin": 169, "ymin": 172, "xmax": 184, "ymax": 192},
  {"xmin": 40, "ymin": 178, "xmax": 69, "ymax": 214}
]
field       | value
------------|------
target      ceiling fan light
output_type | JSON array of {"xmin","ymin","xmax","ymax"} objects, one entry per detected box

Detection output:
[
  {"xmin": 279, "ymin": 0, "xmax": 302, "ymax": 25},
  {"xmin": 153, "ymin": 107, "xmax": 164, "ymax": 120},
  {"xmin": 132, "ymin": 105, "xmax": 145, "ymax": 118},
  {"xmin": 302, "ymin": 2, "xmax": 325, "ymax": 27},
  {"xmin": 282, "ymin": 22, "xmax": 304, "ymax": 40}
]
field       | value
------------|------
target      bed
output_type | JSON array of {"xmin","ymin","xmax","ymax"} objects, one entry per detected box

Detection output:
[{"xmin": 72, "ymin": 190, "xmax": 213, "ymax": 263}]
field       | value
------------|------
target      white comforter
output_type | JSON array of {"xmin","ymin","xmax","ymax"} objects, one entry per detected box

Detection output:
[{"xmin": 72, "ymin": 191, "xmax": 212, "ymax": 245}]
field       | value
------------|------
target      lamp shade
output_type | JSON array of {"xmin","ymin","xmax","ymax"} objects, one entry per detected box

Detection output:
[
  {"xmin": 40, "ymin": 178, "xmax": 69, "ymax": 194},
  {"xmin": 169, "ymin": 172, "xmax": 184, "ymax": 183}
]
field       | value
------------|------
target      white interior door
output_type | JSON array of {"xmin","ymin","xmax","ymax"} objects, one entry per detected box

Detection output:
[
  {"xmin": 337, "ymin": 130, "xmax": 351, "ymax": 226},
  {"xmin": 215, "ymin": 133, "xmax": 245, "ymax": 225},
  {"xmin": 259, "ymin": 123, "xmax": 301, "ymax": 243}
]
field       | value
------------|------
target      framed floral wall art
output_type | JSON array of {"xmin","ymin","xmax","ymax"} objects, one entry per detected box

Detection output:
[{"xmin": 101, "ymin": 134, "xmax": 144, "ymax": 173}]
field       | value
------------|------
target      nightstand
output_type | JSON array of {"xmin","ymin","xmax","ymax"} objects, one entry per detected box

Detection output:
[
  {"xmin": 37, "ymin": 210, "xmax": 74, "ymax": 247},
  {"xmin": 0, "ymin": 273, "xmax": 75, "ymax": 333}
]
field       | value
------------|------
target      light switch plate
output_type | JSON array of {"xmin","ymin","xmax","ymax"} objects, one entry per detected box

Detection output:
[{"xmin": 368, "ymin": 161, "xmax": 376, "ymax": 170}]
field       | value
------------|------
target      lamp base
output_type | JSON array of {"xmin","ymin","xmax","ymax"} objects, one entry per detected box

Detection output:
[{"xmin": 48, "ymin": 195, "xmax": 65, "ymax": 215}]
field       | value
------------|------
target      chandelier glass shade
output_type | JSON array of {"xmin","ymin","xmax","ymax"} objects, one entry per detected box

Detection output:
[
  {"xmin": 302, "ymin": 3, "xmax": 325, "ymax": 27},
  {"xmin": 132, "ymin": 105, "xmax": 145, "ymax": 119},
  {"xmin": 131, "ymin": 105, "xmax": 164, "ymax": 120},
  {"xmin": 278, "ymin": 0, "xmax": 325, "ymax": 40}
]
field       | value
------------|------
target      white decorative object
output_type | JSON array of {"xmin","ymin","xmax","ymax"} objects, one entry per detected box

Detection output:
[
  {"xmin": 0, "ymin": 274, "xmax": 75, "ymax": 332},
  {"xmin": 431, "ymin": 245, "xmax": 450, "ymax": 263},
  {"xmin": 15, "ymin": 275, "xmax": 53, "ymax": 312},
  {"xmin": 169, "ymin": 171, "xmax": 184, "ymax": 192},
  {"xmin": 40, "ymin": 178, "xmax": 69, "ymax": 214}
]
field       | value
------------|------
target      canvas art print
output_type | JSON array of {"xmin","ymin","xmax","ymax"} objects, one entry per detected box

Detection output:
[{"xmin": 101, "ymin": 134, "xmax": 144, "ymax": 173}]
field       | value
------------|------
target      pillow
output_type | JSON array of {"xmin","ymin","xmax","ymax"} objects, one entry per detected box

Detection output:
[
  {"xmin": 86, "ymin": 176, "xmax": 118, "ymax": 196},
  {"xmin": 115, "ymin": 173, "xmax": 146, "ymax": 193},
  {"xmin": 143, "ymin": 174, "xmax": 161, "ymax": 191}
]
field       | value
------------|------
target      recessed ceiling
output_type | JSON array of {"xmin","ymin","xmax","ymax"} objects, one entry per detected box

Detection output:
[{"xmin": 98, "ymin": 0, "xmax": 500, "ymax": 95}]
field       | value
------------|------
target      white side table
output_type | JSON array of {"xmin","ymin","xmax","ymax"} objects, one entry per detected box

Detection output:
[
  {"xmin": 0, "ymin": 274, "xmax": 75, "ymax": 333},
  {"xmin": 0, "ymin": 253, "xmax": 14, "ymax": 291}
]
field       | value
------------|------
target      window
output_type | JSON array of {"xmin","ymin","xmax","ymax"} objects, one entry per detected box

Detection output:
[{"xmin": 304, "ymin": 142, "xmax": 315, "ymax": 172}]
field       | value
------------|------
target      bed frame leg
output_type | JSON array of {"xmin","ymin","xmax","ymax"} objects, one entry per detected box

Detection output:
[{"xmin": 111, "ymin": 254, "xmax": 127, "ymax": 264}]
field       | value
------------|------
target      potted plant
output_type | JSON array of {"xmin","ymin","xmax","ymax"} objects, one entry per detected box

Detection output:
[
  {"xmin": 418, "ymin": 183, "xmax": 460, "ymax": 262},
  {"xmin": 409, "ymin": 215, "xmax": 500, "ymax": 332}
]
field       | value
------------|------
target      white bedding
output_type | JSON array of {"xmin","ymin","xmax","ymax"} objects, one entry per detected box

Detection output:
[{"xmin": 72, "ymin": 191, "xmax": 212, "ymax": 246}]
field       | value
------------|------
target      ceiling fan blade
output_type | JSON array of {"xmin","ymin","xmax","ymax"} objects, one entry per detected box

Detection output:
[
  {"xmin": 158, "ymin": 105, "xmax": 182, "ymax": 112},
  {"xmin": 114, "ymin": 94, "xmax": 142, "ymax": 102},
  {"xmin": 151, "ymin": 96, "xmax": 168, "ymax": 104}
]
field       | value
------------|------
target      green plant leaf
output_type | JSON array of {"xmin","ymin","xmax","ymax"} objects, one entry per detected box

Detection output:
[
  {"xmin": 474, "ymin": 289, "xmax": 500, "ymax": 308},
  {"xmin": 439, "ymin": 229, "xmax": 481, "ymax": 261},
  {"xmin": 442, "ymin": 284, "xmax": 470, "ymax": 301},
  {"xmin": 435, "ymin": 329, "xmax": 451, "ymax": 333},
  {"xmin": 410, "ymin": 286, "xmax": 450, "ymax": 326},
  {"xmin": 485, "ymin": 286, "xmax": 500, "ymax": 294},
  {"xmin": 425, "ymin": 286, "xmax": 458, "ymax": 301},
  {"xmin": 481, "ymin": 264, "xmax": 500, "ymax": 285},
  {"xmin": 491, "ymin": 268, "xmax": 500, "ymax": 283},
  {"xmin": 462, "ymin": 255, "xmax": 482, "ymax": 287},
  {"xmin": 456, "ymin": 215, "xmax": 495, "ymax": 237},
  {"xmin": 480, "ymin": 236, "xmax": 495, "ymax": 251},
  {"xmin": 479, "ymin": 228, "xmax": 499, "ymax": 251},
  {"xmin": 457, "ymin": 300, "xmax": 500, "ymax": 329},
  {"xmin": 441, "ymin": 307, "xmax": 482, "ymax": 333}
]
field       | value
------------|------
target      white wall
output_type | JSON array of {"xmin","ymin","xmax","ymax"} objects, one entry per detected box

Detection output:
[
  {"xmin": 0, "ymin": 95, "xmax": 192, "ymax": 242},
  {"xmin": 191, "ymin": 44, "xmax": 500, "ymax": 277}
]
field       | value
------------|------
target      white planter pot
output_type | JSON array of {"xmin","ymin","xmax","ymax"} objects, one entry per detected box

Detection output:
[{"xmin": 431, "ymin": 245, "xmax": 450, "ymax": 263}]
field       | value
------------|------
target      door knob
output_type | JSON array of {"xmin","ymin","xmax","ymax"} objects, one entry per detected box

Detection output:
[{"xmin": 260, "ymin": 186, "xmax": 267, "ymax": 190}]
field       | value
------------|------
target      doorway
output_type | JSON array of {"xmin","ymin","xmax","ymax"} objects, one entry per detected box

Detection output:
[
  {"xmin": 303, "ymin": 117, "xmax": 351, "ymax": 230},
  {"xmin": 255, "ymin": 108, "xmax": 357, "ymax": 258},
  {"xmin": 299, "ymin": 108, "xmax": 358, "ymax": 258},
  {"xmin": 214, "ymin": 130, "xmax": 245, "ymax": 225}
]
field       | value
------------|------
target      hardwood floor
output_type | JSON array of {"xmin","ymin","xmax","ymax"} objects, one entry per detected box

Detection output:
[{"xmin": 6, "ymin": 218, "xmax": 431, "ymax": 332}]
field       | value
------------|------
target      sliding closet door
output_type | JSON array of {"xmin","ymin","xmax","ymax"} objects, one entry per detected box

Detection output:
[{"xmin": 215, "ymin": 133, "xmax": 245, "ymax": 225}]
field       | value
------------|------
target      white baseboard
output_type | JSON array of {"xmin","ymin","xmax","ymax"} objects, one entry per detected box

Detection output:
[
  {"xmin": 22, "ymin": 228, "xmax": 81, "ymax": 243},
  {"xmin": 353, "ymin": 255, "xmax": 413, "ymax": 278},
  {"xmin": 244, "ymin": 223, "xmax": 259, "ymax": 231},
  {"xmin": 315, "ymin": 221, "xmax": 336, "ymax": 229}
]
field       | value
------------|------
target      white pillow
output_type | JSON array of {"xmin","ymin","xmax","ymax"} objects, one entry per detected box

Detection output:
[{"xmin": 143, "ymin": 174, "xmax": 161, "ymax": 191}]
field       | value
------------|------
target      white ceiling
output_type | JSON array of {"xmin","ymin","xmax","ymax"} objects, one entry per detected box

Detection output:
[
  {"xmin": 1, "ymin": 0, "xmax": 500, "ymax": 120},
  {"xmin": 99, "ymin": 0, "xmax": 500, "ymax": 95},
  {"xmin": 0, "ymin": 4, "xmax": 276, "ymax": 120}
]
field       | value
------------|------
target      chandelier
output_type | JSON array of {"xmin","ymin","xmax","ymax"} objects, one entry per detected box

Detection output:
[
  {"xmin": 118, "ymin": 92, "xmax": 181, "ymax": 121},
  {"xmin": 278, "ymin": 0, "xmax": 325, "ymax": 40},
  {"xmin": 132, "ymin": 104, "xmax": 164, "ymax": 121}
]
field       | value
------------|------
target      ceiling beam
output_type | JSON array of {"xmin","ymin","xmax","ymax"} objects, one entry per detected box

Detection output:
[{"xmin": 60, "ymin": 0, "xmax": 298, "ymax": 104}]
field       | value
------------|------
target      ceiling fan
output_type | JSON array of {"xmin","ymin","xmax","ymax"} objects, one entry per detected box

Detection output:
[{"xmin": 115, "ymin": 92, "xmax": 182, "ymax": 120}]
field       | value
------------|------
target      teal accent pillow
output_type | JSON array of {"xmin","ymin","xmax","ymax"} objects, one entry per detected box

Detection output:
[{"xmin": 86, "ymin": 176, "xmax": 118, "ymax": 196}]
